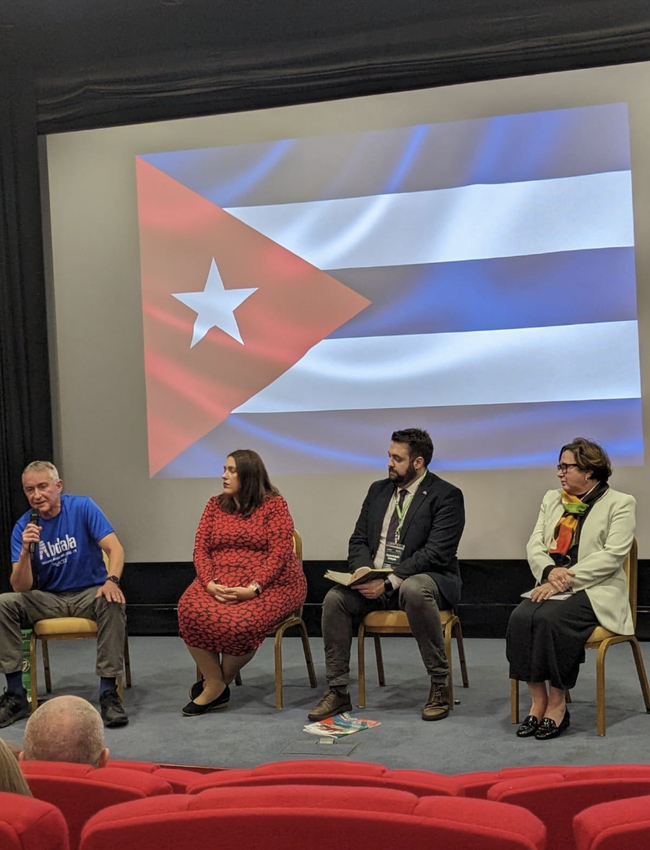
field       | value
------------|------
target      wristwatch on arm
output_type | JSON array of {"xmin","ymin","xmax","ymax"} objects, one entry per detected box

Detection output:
[
  {"xmin": 249, "ymin": 582, "xmax": 262, "ymax": 596},
  {"xmin": 383, "ymin": 577, "xmax": 393, "ymax": 595}
]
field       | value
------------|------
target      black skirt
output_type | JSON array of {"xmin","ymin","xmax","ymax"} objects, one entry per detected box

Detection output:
[{"xmin": 506, "ymin": 590, "xmax": 598, "ymax": 690}]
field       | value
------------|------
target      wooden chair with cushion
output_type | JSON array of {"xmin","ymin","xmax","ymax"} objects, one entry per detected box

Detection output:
[
  {"xmin": 197, "ymin": 530, "xmax": 317, "ymax": 709},
  {"xmin": 29, "ymin": 553, "xmax": 132, "ymax": 713},
  {"xmin": 511, "ymin": 538, "xmax": 650, "ymax": 735},
  {"xmin": 357, "ymin": 607, "xmax": 469, "ymax": 709}
]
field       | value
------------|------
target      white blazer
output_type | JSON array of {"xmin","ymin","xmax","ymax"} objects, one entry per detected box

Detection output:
[{"xmin": 526, "ymin": 487, "xmax": 636, "ymax": 635}]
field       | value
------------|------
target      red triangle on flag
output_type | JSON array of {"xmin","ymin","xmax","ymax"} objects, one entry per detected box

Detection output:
[{"xmin": 136, "ymin": 158, "xmax": 371, "ymax": 476}]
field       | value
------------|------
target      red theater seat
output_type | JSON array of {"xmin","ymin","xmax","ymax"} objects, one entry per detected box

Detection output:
[
  {"xmin": 80, "ymin": 789, "xmax": 545, "ymax": 850},
  {"xmin": 107, "ymin": 760, "xmax": 210, "ymax": 792},
  {"xmin": 457, "ymin": 764, "xmax": 650, "ymax": 798},
  {"xmin": 488, "ymin": 773, "xmax": 650, "ymax": 850},
  {"xmin": 186, "ymin": 758, "xmax": 463, "ymax": 796},
  {"xmin": 574, "ymin": 794, "xmax": 650, "ymax": 850},
  {"xmin": 0, "ymin": 792, "xmax": 69, "ymax": 850},
  {"xmin": 456, "ymin": 765, "xmax": 571, "ymax": 798},
  {"xmin": 21, "ymin": 762, "xmax": 172, "ymax": 850}
]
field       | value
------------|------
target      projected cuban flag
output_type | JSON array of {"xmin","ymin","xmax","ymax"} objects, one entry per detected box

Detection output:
[{"xmin": 136, "ymin": 102, "xmax": 643, "ymax": 477}]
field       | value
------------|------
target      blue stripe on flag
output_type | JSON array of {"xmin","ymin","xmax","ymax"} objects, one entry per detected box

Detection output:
[
  {"xmin": 154, "ymin": 398, "xmax": 644, "ymax": 478},
  {"xmin": 328, "ymin": 248, "xmax": 637, "ymax": 338}
]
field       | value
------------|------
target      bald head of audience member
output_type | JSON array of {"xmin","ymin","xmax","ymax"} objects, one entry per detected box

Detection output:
[{"xmin": 21, "ymin": 696, "xmax": 109, "ymax": 767}]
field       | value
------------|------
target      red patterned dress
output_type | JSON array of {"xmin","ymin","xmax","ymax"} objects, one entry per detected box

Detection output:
[{"xmin": 178, "ymin": 495, "xmax": 307, "ymax": 656}]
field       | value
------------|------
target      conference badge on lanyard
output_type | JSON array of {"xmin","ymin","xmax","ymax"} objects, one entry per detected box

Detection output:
[{"xmin": 383, "ymin": 493, "xmax": 412, "ymax": 567}]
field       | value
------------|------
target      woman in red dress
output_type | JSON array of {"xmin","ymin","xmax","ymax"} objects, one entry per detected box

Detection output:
[{"xmin": 178, "ymin": 449, "xmax": 306, "ymax": 716}]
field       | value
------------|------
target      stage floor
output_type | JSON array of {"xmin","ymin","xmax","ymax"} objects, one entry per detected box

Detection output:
[{"xmin": 3, "ymin": 636, "xmax": 649, "ymax": 771}]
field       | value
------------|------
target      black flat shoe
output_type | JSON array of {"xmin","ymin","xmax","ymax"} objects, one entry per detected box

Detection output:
[
  {"xmin": 534, "ymin": 709, "xmax": 570, "ymax": 740},
  {"xmin": 182, "ymin": 685, "xmax": 230, "ymax": 716},
  {"xmin": 189, "ymin": 678, "xmax": 204, "ymax": 701},
  {"xmin": 516, "ymin": 715, "xmax": 540, "ymax": 737}
]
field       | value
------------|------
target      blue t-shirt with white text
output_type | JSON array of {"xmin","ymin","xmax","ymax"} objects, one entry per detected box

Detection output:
[{"xmin": 11, "ymin": 494, "xmax": 113, "ymax": 592}]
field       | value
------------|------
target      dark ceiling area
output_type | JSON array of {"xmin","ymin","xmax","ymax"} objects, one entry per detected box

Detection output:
[{"xmin": 2, "ymin": 0, "xmax": 650, "ymax": 132}]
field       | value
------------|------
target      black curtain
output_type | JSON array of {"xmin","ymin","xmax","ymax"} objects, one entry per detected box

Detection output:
[
  {"xmin": 0, "ymin": 56, "xmax": 52, "ymax": 590},
  {"xmin": 30, "ymin": 1, "xmax": 650, "ymax": 134}
]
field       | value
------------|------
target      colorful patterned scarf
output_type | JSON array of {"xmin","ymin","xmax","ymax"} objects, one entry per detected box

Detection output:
[{"xmin": 548, "ymin": 481, "xmax": 609, "ymax": 566}]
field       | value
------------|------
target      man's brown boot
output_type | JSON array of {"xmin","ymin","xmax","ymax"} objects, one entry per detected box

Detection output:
[
  {"xmin": 422, "ymin": 680, "xmax": 450, "ymax": 721},
  {"xmin": 307, "ymin": 688, "xmax": 352, "ymax": 721}
]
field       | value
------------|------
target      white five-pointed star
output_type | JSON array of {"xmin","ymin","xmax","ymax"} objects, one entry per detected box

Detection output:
[{"xmin": 173, "ymin": 259, "xmax": 257, "ymax": 347}]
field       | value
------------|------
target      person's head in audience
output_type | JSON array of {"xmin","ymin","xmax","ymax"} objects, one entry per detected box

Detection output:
[
  {"xmin": 0, "ymin": 738, "xmax": 32, "ymax": 796},
  {"xmin": 220, "ymin": 449, "xmax": 279, "ymax": 517},
  {"xmin": 21, "ymin": 695, "xmax": 109, "ymax": 767}
]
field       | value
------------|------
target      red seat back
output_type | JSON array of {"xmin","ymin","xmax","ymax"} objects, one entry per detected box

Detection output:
[
  {"xmin": 186, "ymin": 766, "xmax": 462, "ymax": 796},
  {"xmin": 0, "ymin": 792, "xmax": 69, "ymax": 850},
  {"xmin": 489, "ymin": 775, "xmax": 650, "ymax": 850},
  {"xmin": 574, "ymin": 793, "xmax": 650, "ymax": 850},
  {"xmin": 251, "ymin": 759, "xmax": 387, "ymax": 776},
  {"xmin": 21, "ymin": 762, "xmax": 172, "ymax": 850},
  {"xmin": 80, "ymin": 792, "xmax": 545, "ymax": 850}
]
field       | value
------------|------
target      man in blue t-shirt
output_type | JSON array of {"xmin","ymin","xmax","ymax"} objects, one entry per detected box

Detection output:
[{"xmin": 0, "ymin": 461, "xmax": 128, "ymax": 729}]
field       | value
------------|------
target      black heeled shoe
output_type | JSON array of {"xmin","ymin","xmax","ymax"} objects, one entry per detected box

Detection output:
[
  {"xmin": 516, "ymin": 715, "xmax": 540, "ymax": 737},
  {"xmin": 182, "ymin": 684, "xmax": 230, "ymax": 716},
  {"xmin": 189, "ymin": 677, "xmax": 204, "ymax": 701},
  {"xmin": 534, "ymin": 708, "xmax": 570, "ymax": 740}
]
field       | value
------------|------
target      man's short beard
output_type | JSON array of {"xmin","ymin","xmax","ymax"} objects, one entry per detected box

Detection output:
[{"xmin": 390, "ymin": 460, "xmax": 417, "ymax": 486}]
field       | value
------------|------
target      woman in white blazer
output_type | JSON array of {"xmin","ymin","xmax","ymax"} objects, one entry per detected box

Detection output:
[{"xmin": 506, "ymin": 437, "xmax": 635, "ymax": 740}]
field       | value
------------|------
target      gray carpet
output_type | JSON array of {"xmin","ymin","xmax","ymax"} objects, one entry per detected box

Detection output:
[{"xmin": 2, "ymin": 636, "xmax": 649, "ymax": 772}]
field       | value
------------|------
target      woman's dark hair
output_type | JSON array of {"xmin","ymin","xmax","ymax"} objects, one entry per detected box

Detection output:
[
  {"xmin": 218, "ymin": 449, "xmax": 279, "ymax": 517},
  {"xmin": 559, "ymin": 437, "xmax": 612, "ymax": 483}
]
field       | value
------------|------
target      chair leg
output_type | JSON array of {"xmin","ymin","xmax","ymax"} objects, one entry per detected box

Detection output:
[
  {"xmin": 453, "ymin": 619, "xmax": 470, "ymax": 688},
  {"xmin": 29, "ymin": 634, "xmax": 38, "ymax": 714},
  {"xmin": 42, "ymin": 639, "xmax": 52, "ymax": 693},
  {"xmin": 374, "ymin": 635, "xmax": 385, "ymax": 686},
  {"xmin": 511, "ymin": 678, "xmax": 520, "ymax": 724},
  {"xmin": 297, "ymin": 620, "xmax": 318, "ymax": 689},
  {"xmin": 357, "ymin": 623, "xmax": 366, "ymax": 709},
  {"xmin": 123, "ymin": 631, "xmax": 132, "ymax": 688},
  {"xmin": 273, "ymin": 626, "xmax": 286, "ymax": 710},
  {"xmin": 565, "ymin": 689, "xmax": 572, "ymax": 704},
  {"xmin": 444, "ymin": 619, "xmax": 454, "ymax": 709},
  {"xmin": 116, "ymin": 674, "xmax": 124, "ymax": 699},
  {"xmin": 629, "ymin": 637, "xmax": 650, "ymax": 712},
  {"xmin": 595, "ymin": 641, "xmax": 608, "ymax": 737}
]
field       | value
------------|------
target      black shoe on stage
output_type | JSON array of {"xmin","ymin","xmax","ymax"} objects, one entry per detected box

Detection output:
[
  {"xmin": 182, "ymin": 685, "xmax": 230, "ymax": 716},
  {"xmin": 307, "ymin": 688, "xmax": 352, "ymax": 721},
  {"xmin": 0, "ymin": 690, "xmax": 30, "ymax": 728},
  {"xmin": 99, "ymin": 689, "xmax": 129, "ymax": 728},
  {"xmin": 534, "ymin": 709, "xmax": 570, "ymax": 740},
  {"xmin": 516, "ymin": 715, "xmax": 540, "ymax": 738},
  {"xmin": 189, "ymin": 678, "xmax": 204, "ymax": 701}
]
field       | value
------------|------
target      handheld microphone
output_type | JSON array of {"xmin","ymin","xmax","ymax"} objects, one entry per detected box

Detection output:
[{"xmin": 29, "ymin": 509, "xmax": 40, "ymax": 556}]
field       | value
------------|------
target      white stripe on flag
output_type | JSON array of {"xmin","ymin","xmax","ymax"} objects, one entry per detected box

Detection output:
[
  {"xmin": 233, "ymin": 321, "xmax": 640, "ymax": 413},
  {"xmin": 224, "ymin": 172, "xmax": 633, "ymax": 270}
]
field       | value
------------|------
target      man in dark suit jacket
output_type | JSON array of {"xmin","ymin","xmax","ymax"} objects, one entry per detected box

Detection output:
[{"xmin": 308, "ymin": 428, "xmax": 465, "ymax": 722}]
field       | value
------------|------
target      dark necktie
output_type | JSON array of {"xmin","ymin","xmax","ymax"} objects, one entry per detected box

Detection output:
[{"xmin": 387, "ymin": 488, "xmax": 408, "ymax": 543}]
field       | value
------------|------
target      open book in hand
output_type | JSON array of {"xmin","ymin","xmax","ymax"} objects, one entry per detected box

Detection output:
[
  {"xmin": 324, "ymin": 566, "xmax": 394, "ymax": 587},
  {"xmin": 521, "ymin": 588, "xmax": 573, "ymax": 601}
]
